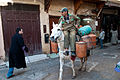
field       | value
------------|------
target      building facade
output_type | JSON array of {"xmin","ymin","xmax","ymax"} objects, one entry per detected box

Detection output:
[{"xmin": 2, "ymin": 0, "xmax": 119, "ymax": 60}]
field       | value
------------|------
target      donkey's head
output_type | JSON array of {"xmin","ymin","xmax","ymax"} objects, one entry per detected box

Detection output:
[{"xmin": 50, "ymin": 22, "xmax": 63, "ymax": 42}]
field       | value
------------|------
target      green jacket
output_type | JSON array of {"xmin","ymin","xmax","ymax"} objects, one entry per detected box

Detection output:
[{"xmin": 59, "ymin": 14, "xmax": 81, "ymax": 31}]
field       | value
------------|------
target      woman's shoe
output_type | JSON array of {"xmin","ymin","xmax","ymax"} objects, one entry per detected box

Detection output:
[
  {"xmin": 7, "ymin": 68, "xmax": 14, "ymax": 79},
  {"xmin": 6, "ymin": 74, "xmax": 15, "ymax": 79}
]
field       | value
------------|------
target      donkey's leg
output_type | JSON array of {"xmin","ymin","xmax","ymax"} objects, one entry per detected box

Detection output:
[
  {"xmin": 79, "ymin": 58, "xmax": 84, "ymax": 71},
  {"xmin": 70, "ymin": 60, "xmax": 76, "ymax": 79},
  {"xmin": 83, "ymin": 57, "xmax": 87, "ymax": 71},
  {"xmin": 59, "ymin": 57, "xmax": 64, "ymax": 80}
]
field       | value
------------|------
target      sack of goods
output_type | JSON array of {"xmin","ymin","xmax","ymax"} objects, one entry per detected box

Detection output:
[{"xmin": 78, "ymin": 25, "xmax": 92, "ymax": 36}]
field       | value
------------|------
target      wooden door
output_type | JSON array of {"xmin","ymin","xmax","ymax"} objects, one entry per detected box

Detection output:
[
  {"xmin": 1, "ymin": 4, "xmax": 42, "ymax": 56},
  {"xmin": 49, "ymin": 15, "xmax": 60, "ymax": 53}
]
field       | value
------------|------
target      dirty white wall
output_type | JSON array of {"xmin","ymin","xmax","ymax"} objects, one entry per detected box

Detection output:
[
  {"xmin": 0, "ymin": 10, "xmax": 5, "ymax": 60},
  {"xmin": 40, "ymin": 0, "xmax": 50, "ymax": 54}
]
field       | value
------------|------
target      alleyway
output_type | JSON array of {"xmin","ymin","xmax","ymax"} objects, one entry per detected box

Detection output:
[{"xmin": 0, "ymin": 44, "xmax": 120, "ymax": 80}]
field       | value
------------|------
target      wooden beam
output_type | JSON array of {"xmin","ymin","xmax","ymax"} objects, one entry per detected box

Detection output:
[
  {"xmin": 96, "ymin": 1, "xmax": 105, "ymax": 9},
  {"xmin": 83, "ymin": 0, "xmax": 100, "ymax": 3},
  {"xmin": 74, "ymin": 0, "xmax": 83, "ymax": 14},
  {"xmin": 44, "ymin": 0, "xmax": 52, "ymax": 13}
]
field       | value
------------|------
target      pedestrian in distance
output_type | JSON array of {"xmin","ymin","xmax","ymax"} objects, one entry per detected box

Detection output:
[
  {"xmin": 99, "ymin": 29, "xmax": 105, "ymax": 49},
  {"xmin": 114, "ymin": 62, "xmax": 120, "ymax": 72},
  {"xmin": 110, "ymin": 26, "xmax": 118, "ymax": 45},
  {"xmin": 59, "ymin": 7, "xmax": 81, "ymax": 56},
  {"xmin": 6, "ymin": 27, "xmax": 28, "ymax": 79}
]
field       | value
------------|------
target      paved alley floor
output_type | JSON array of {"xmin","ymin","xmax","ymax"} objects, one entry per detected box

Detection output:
[{"xmin": 0, "ymin": 44, "xmax": 120, "ymax": 80}]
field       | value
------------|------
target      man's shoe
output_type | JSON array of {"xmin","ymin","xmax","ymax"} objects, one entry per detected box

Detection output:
[
  {"xmin": 7, "ymin": 68, "xmax": 14, "ymax": 79},
  {"xmin": 71, "ymin": 52, "xmax": 76, "ymax": 56}
]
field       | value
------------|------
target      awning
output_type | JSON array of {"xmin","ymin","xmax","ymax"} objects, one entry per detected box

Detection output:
[{"xmin": 105, "ymin": 2, "xmax": 120, "ymax": 7}]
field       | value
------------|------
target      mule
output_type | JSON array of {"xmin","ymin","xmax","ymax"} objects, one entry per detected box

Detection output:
[{"xmin": 50, "ymin": 22, "xmax": 88, "ymax": 80}]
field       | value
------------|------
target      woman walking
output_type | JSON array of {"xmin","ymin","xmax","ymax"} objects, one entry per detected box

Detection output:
[{"xmin": 6, "ymin": 27, "xmax": 28, "ymax": 79}]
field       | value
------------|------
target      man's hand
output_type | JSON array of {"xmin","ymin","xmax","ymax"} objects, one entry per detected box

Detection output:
[
  {"xmin": 75, "ymin": 25, "xmax": 79, "ymax": 29},
  {"xmin": 61, "ymin": 28, "xmax": 64, "ymax": 31}
]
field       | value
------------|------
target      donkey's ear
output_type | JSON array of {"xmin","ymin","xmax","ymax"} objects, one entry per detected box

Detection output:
[
  {"xmin": 58, "ymin": 21, "xmax": 62, "ymax": 28},
  {"xmin": 53, "ymin": 22, "xmax": 55, "ymax": 27}
]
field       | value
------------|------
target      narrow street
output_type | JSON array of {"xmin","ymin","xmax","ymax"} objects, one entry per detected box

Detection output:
[
  {"xmin": 0, "ymin": 0, "xmax": 120, "ymax": 80},
  {"xmin": 0, "ymin": 44, "xmax": 120, "ymax": 80}
]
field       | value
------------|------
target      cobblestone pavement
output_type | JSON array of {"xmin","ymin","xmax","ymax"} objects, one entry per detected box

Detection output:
[{"xmin": 0, "ymin": 44, "xmax": 120, "ymax": 80}]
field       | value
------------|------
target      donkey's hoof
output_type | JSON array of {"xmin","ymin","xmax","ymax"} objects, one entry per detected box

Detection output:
[
  {"xmin": 83, "ymin": 68, "xmax": 87, "ymax": 72},
  {"xmin": 72, "ymin": 76, "xmax": 76, "ymax": 79},
  {"xmin": 78, "ymin": 68, "xmax": 82, "ymax": 71}
]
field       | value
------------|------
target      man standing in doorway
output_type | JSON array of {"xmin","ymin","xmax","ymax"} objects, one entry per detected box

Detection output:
[
  {"xmin": 59, "ymin": 7, "xmax": 81, "ymax": 56},
  {"xmin": 99, "ymin": 29, "xmax": 105, "ymax": 49}
]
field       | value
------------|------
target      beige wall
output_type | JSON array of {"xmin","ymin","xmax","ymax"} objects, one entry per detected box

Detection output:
[
  {"xmin": 0, "ymin": 11, "xmax": 5, "ymax": 60},
  {"xmin": 49, "ymin": 0, "xmax": 74, "ymax": 16},
  {"xmin": 40, "ymin": 0, "xmax": 50, "ymax": 54},
  {"xmin": 77, "ymin": 2, "xmax": 96, "ymax": 15}
]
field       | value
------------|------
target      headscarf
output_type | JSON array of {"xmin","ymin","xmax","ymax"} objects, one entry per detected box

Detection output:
[{"xmin": 16, "ymin": 27, "xmax": 22, "ymax": 34}]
